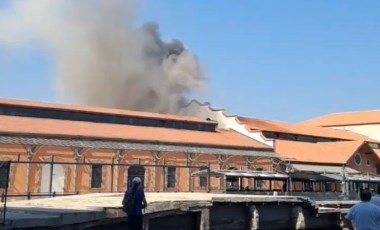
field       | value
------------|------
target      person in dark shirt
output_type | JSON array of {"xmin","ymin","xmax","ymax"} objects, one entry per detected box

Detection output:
[{"xmin": 123, "ymin": 177, "xmax": 147, "ymax": 230}]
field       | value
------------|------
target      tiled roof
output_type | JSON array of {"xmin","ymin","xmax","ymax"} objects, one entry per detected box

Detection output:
[
  {"xmin": 0, "ymin": 115, "xmax": 270, "ymax": 150},
  {"xmin": 0, "ymin": 98, "xmax": 214, "ymax": 124},
  {"xmin": 237, "ymin": 116, "xmax": 374, "ymax": 141},
  {"xmin": 374, "ymin": 149, "xmax": 380, "ymax": 159},
  {"xmin": 300, "ymin": 110, "xmax": 380, "ymax": 127},
  {"xmin": 274, "ymin": 140, "xmax": 365, "ymax": 164}
]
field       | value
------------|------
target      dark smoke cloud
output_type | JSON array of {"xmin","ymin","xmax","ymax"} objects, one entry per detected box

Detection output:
[{"xmin": 0, "ymin": 0, "xmax": 206, "ymax": 113}]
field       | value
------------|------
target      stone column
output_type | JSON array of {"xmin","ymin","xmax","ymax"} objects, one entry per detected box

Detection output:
[
  {"xmin": 114, "ymin": 150, "xmax": 122, "ymax": 192},
  {"xmin": 162, "ymin": 159, "xmax": 166, "ymax": 192},
  {"xmin": 249, "ymin": 205, "xmax": 259, "ymax": 230},
  {"xmin": 200, "ymin": 208, "xmax": 210, "ymax": 230},
  {"xmin": 25, "ymin": 146, "xmax": 35, "ymax": 195},
  {"xmin": 292, "ymin": 206, "xmax": 305, "ymax": 230},
  {"xmin": 186, "ymin": 153, "xmax": 192, "ymax": 192},
  {"xmin": 72, "ymin": 148, "xmax": 82, "ymax": 193},
  {"xmin": 245, "ymin": 156, "xmax": 253, "ymax": 189},
  {"xmin": 218, "ymin": 155, "xmax": 223, "ymax": 191},
  {"xmin": 153, "ymin": 151, "xmax": 158, "ymax": 192}
]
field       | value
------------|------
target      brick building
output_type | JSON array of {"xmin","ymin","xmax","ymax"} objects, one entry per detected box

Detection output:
[
  {"xmin": 0, "ymin": 98, "xmax": 278, "ymax": 197},
  {"xmin": 180, "ymin": 100, "xmax": 380, "ymax": 195}
]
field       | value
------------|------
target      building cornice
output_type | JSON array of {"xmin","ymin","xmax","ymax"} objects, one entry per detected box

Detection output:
[{"xmin": 0, "ymin": 135, "xmax": 278, "ymax": 158}]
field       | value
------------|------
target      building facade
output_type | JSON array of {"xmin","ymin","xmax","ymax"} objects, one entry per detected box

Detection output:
[
  {"xmin": 0, "ymin": 98, "xmax": 278, "ymax": 197},
  {"xmin": 180, "ymin": 100, "xmax": 380, "ymax": 196}
]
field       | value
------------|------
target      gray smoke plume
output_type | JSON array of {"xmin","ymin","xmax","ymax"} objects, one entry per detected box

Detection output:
[{"xmin": 0, "ymin": 0, "xmax": 206, "ymax": 113}]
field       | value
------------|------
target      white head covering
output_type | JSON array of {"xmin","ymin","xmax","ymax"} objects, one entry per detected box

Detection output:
[{"xmin": 132, "ymin": 177, "xmax": 142, "ymax": 184}]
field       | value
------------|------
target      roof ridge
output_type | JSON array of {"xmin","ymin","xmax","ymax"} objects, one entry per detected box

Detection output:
[
  {"xmin": 328, "ymin": 109, "xmax": 380, "ymax": 115},
  {"xmin": 0, "ymin": 97, "xmax": 214, "ymax": 124},
  {"xmin": 237, "ymin": 116, "xmax": 290, "ymax": 125},
  {"xmin": 0, "ymin": 115, "xmax": 272, "ymax": 150},
  {"xmin": 301, "ymin": 109, "xmax": 380, "ymax": 123}
]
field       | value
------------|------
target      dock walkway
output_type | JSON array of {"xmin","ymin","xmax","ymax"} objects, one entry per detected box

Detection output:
[{"xmin": 0, "ymin": 193, "xmax": 356, "ymax": 229}]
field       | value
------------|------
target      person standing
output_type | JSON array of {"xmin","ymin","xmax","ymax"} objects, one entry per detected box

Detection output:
[
  {"xmin": 122, "ymin": 177, "xmax": 148, "ymax": 230},
  {"xmin": 345, "ymin": 189, "xmax": 380, "ymax": 230}
]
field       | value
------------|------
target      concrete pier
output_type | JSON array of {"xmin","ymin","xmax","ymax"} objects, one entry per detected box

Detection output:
[{"xmin": 0, "ymin": 193, "xmax": 355, "ymax": 229}]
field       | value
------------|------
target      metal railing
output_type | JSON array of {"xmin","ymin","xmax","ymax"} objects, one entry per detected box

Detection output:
[{"xmin": 0, "ymin": 158, "xmax": 212, "ymax": 226}]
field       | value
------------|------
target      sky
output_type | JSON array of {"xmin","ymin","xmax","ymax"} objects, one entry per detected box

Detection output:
[{"xmin": 0, "ymin": 0, "xmax": 379, "ymax": 122}]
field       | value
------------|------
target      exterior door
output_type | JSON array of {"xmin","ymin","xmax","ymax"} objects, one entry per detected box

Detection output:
[
  {"xmin": 40, "ymin": 164, "xmax": 65, "ymax": 194},
  {"xmin": 127, "ymin": 164, "xmax": 145, "ymax": 189}
]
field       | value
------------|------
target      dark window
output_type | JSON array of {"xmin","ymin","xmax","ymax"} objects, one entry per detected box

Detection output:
[
  {"xmin": 297, "ymin": 135, "xmax": 317, "ymax": 143},
  {"xmin": 167, "ymin": 167, "xmax": 176, "ymax": 188},
  {"xmin": 255, "ymin": 179, "xmax": 264, "ymax": 189},
  {"xmin": 226, "ymin": 167, "xmax": 239, "ymax": 191},
  {"xmin": 354, "ymin": 154, "xmax": 362, "ymax": 165},
  {"xmin": 131, "ymin": 117, "xmax": 158, "ymax": 126},
  {"xmin": 165, "ymin": 121, "xmax": 177, "ymax": 128},
  {"xmin": 263, "ymin": 132, "xmax": 277, "ymax": 139},
  {"xmin": 303, "ymin": 182, "xmax": 313, "ymax": 192},
  {"xmin": 181, "ymin": 122, "xmax": 199, "ymax": 131},
  {"xmin": 199, "ymin": 176, "xmax": 207, "ymax": 188},
  {"xmin": 281, "ymin": 134, "xmax": 297, "ymax": 141},
  {"xmin": 0, "ymin": 161, "xmax": 10, "ymax": 189},
  {"xmin": 325, "ymin": 182, "xmax": 334, "ymax": 192},
  {"xmin": 91, "ymin": 164, "xmax": 103, "ymax": 188}
]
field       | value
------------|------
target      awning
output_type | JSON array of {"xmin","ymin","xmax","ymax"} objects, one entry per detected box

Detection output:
[
  {"xmin": 292, "ymin": 164, "xmax": 359, "ymax": 174},
  {"xmin": 322, "ymin": 173, "xmax": 380, "ymax": 183},
  {"xmin": 290, "ymin": 172, "xmax": 338, "ymax": 182},
  {"xmin": 191, "ymin": 169, "xmax": 289, "ymax": 180}
]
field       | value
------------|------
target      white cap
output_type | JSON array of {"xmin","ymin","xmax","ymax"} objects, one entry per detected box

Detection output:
[{"xmin": 132, "ymin": 177, "xmax": 142, "ymax": 184}]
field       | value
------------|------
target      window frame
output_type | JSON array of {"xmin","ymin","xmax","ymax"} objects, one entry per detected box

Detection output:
[
  {"xmin": 166, "ymin": 166, "xmax": 176, "ymax": 188},
  {"xmin": 0, "ymin": 161, "xmax": 10, "ymax": 189},
  {"xmin": 354, "ymin": 153, "xmax": 362, "ymax": 166},
  {"xmin": 91, "ymin": 164, "xmax": 103, "ymax": 189}
]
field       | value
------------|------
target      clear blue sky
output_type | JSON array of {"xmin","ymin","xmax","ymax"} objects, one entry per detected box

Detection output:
[{"xmin": 0, "ymin": 0, "xmax": 380, "ymax": 122}]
